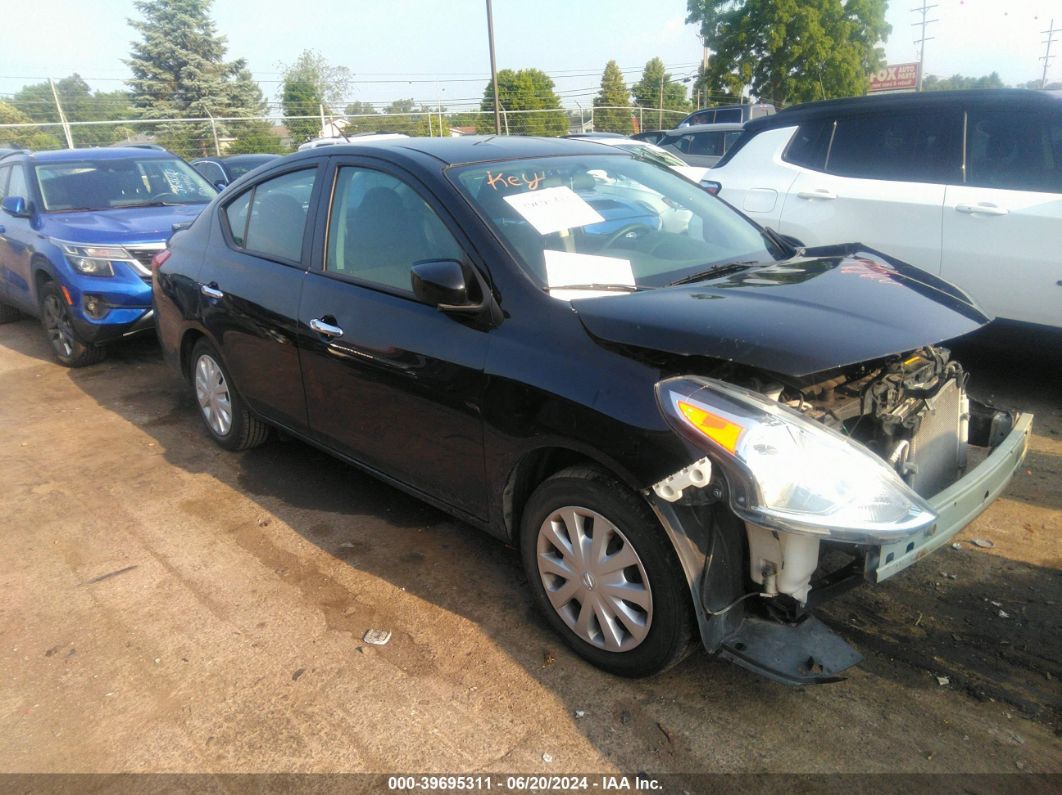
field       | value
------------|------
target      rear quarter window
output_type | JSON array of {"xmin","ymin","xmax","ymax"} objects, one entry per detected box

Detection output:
[
  {"xmin": 783, "ymin": 118, "xmax": 834, "ymax": 170},
  {"xmin": 965, "ymin": 109, "xmax": 1062, "ymax": 193}
]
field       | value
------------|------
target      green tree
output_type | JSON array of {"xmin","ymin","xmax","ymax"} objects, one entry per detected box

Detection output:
[
  {"xmin": 593, "ymin": 61, "xmax": 633, "ymax": 134},
  {"xmin": 225, "ymin": 119, "xmax": 286, "ymax": 154},
  {"xmin": 476, "ymin": 69, "xmax": 568, "ymax": 136},
  {"xmin": 279, "ymin": 50, "xmax": 352, "ymax": 144},
  {"xmin": 0, "ymin": 102, "xmax": 63, "ymax": 150},
  {"xmin": 379, "ymin": 99, "xmax": 447, "ymax": 137},
  {"xmin": 923, "ymin": 72, "xmax": 1005, "ymax": 91},
  {"xmin": 687, "ymin": 0, "xmax": 891, "ymax": 105},
  {"xmin": 127, "ymin": 0, "xmax": 267, "ymax": 157},
  {"xmin": 11, "ymin": 75, "xmax": 135, "ymax": 147},
  {"xmin": 343, "ymin": 100, "xmax": 379, "ymax": 133},
  {"xmin": 631, "ymin": 58, "xmax": 690, "ymax": 128}
]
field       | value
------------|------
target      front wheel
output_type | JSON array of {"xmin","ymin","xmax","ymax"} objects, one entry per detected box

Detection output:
[
  {"xmin": 38, "ymin": 282, "xmax": 106, "ymax": 367},
  {"xmin": 520, "ymin": 466, "xmax": 694, "ymax": 677},
  {"xmin": 190, "ymin": 339, "xmax": 269, "ymax": 451}
]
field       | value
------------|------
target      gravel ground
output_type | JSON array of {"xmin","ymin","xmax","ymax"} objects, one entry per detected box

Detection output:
[{"xmin": 0, "ymin": 316, "xmax": 1059, "ymax": 790}]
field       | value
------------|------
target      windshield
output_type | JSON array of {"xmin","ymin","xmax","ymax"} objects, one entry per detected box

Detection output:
[
  {"xmin": 34, "ymin": 157, "xmax": 217, "ymax": 212},
  {"xmin": 451, "ymin": 155, "xmax": 782, "ymax": 294},
  {"xmin": 615, "ymin": 143, "xmax": 689, "ymax": 169}
]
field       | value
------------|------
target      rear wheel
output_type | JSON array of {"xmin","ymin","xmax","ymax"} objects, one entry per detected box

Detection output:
[
  {"xmin": 191, "ymin": 338, "xmax": 269, "ymax": 451},
  {"xmin": 38, "ymin": 282, "xmax": 106, "ymax": 367},
  {"xmin": 520, "ymin": 465, "xmax": 694, "ymax": 677}
]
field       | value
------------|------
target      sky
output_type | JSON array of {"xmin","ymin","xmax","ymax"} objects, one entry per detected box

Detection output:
[{"xmin": 0, "ymin": 0, "xmax": 1057, "ymax": 114}]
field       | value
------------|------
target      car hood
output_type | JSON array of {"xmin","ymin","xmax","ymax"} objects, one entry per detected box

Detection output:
[
  {"xmin": 42, "ymin": 204, "xmax": 208, "ymax": 245},
  {"xmin": 571, "ymin": 248, "xmax": 990, "ymax": 377}
]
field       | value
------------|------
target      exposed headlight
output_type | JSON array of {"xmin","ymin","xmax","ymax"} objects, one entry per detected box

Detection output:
[
  {"xmin": 656, "ymin": 376, "xmax": 936, "ymax": 542},
  {"xmin": 57, "ymin": 242, "xmax": 135, "ymax": 277}
]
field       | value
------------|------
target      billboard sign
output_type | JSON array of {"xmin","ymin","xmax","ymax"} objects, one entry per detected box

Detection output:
[{"xmin": 869, "ymin": 63, "xmax": 920, "ymax": 93}]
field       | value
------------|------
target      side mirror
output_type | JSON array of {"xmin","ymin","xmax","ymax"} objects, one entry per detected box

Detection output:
[
  {"xmin": 411, "ymin": 259, "xmax": 473, "ymax": 309},
  {"xmin": 214, "ymin": 181, "xmax": 227, "ymax": 192},
  {"xmin": 2, "ymin": 196, "xmax": 30, "ymax": 218}
]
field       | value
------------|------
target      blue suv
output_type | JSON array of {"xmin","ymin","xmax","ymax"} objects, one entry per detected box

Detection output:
[{"xmin": 0, "ymin": 148, "xmax": 217, "ymax": 366}]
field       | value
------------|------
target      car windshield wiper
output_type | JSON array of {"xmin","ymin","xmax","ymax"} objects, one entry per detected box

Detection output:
[
  {"xmin": 119, "ymin": 200, "xmax": 187, "ymax": 208},
  {"xmin": 667, "ymin": 260, "xmax": 761, "ymax": 286}
]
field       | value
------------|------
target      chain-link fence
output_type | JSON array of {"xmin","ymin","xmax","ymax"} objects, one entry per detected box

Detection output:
[{"xmin": 0, "ymin": 107, "xmax": 693, "ymax": 158}]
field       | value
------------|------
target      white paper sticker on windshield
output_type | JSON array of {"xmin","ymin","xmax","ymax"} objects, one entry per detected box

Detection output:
[
  {"xmin": 544, "ymin": 250, "xmax": 634, "ymax": 300},
  {"xmin": 503, "ymin": 186, "xmax": 604, "ymax": 236}
]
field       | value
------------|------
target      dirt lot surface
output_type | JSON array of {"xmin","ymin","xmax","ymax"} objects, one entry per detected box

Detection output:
[{"xmin": 1, "ymin": 317, "xmax": 1059, "ymax": 787}]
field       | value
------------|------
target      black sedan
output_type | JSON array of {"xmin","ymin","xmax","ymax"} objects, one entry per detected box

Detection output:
[
  {"xmin": 190, "ymin": 153, "xmax": 280, "ymax": 189},
  {"xmin": 153, "ymin": 137, "xmax": 1030, "ymax": 683}
]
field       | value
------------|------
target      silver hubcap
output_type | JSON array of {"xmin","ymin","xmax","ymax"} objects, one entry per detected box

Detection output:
[
  {"xmin": 42, "ymin": 294, "xmax": 75, "ymax": 358},
  {"xmin": 536, "ymin": 506, "xmax": 652, "ymax": 652},
  {"xmin": 194, "ymin": 354, "xmax": 232, "ymax": 437}
]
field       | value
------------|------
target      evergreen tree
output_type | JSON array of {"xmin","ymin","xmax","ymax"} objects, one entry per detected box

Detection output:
[
  {"xmin": 592, "ymin": 61, "xmax": 633, "ymax": 134},
  {"xmin": 126, "ymin": 0, "xmax": 267, "ymax": 157},
  {"xmin": 632, "ymin": 58, "xmax": 690, "ymax": 129},
  {"xmin": 476, "ymin": 69, "xmax": 567, "ymax": 136},
  {"xmin": 279, "ymin": 50, "xmax": 352, "ymax": 144},
  {"xmin": 687, "ymin": 0, "xmax": 890, "ymax": 105}
]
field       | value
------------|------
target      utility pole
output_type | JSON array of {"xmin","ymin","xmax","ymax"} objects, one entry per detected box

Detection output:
[
  {"xmin": 49, "ymin": 79, "xmax": 74, "ymax": 149},
  {"xmin": 1042, "ymin": 18, "xmax": 1059, "ymax": 89},
  {"xmin": 912, "ymin": 1, "xmax": 938, "ymax": 92},
  {"xmin": 486, "ymin": 0, "xmax": 502, "ymax": 135},
  {"xmin": 658, "ymin": 73, "xmax": 665, "ymax": 128},
  {"xmin": 204, "ymin": 108, "xmax": 221, "ymax": 156}
]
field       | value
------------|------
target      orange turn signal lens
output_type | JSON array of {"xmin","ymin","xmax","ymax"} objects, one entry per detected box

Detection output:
[{"xmin": 677, "ymin": 400, "xmax": 744, "ymax": 453}]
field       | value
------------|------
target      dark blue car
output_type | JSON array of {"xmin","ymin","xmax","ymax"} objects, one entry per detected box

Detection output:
[{"xmin": 0, "ymin": 147, "xmax": 216, "ymax": 366}]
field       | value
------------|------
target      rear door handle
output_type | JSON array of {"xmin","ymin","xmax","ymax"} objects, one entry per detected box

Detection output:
[
  {"xmin": 200, "ymin": 283, "xmax": 224, "ymax": 300},
  {"xmin": 956, "ymin": 203, "xmax": 1009, "ymax": 216},
  {"xmin": 310, "ymin": 317, "xmax": 344, "ymax": 338},
  {"xmin": 796, "ymin": 189, "xmax": 837, "ymax": 200}
]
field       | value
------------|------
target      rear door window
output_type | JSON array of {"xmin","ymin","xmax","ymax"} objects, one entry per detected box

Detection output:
[
  {"xmin": 965, "ymin": 109, "xmax": 1062, "ymax": 193},
  {"xmin": 223, "ymin": 169, "xmax": 317, "ymax": 263},
  {"xmin": 826, "ymin": 111, "xmax": 962, "ymax": 183}
]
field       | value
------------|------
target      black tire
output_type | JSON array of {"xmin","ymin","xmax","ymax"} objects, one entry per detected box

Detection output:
[
  {"xmin": 520, "ymin": 465, "xmax": 694, "ymax": 677},
  {"xmin": 0, "ymin": 302, "xmax": 20, "ymax": 324},
  {"xmin": 38, "ymin": 281, "xmax": 107, "ymax": 367},
  {"xmin": 190, "ymin": 338, "xmax": 270, "ymax": 451}
]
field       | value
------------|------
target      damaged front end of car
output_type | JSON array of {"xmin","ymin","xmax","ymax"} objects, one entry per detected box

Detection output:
[{"xmin": 646, "ymin": 347, "xmax": 1031, "ymax": 685}]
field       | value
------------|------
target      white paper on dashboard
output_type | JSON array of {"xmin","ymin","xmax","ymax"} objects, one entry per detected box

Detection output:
[
  {"xmin": 544, "ymin": 250, "xmax": 634, "ymax": 299},
  {"xmin": 502, "ymin": 186, "xmax": 604, "ymax": 235}
]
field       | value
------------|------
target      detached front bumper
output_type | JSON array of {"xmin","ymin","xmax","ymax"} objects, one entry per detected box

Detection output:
[{"xmin": 866, "ymin": 412, "xmax": 1031, "ymax": 583}]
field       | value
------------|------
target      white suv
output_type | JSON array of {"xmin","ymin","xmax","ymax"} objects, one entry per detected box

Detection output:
[{"xmin": 708, "ymin": 89, "xmax": 1062, "ymax": 329}]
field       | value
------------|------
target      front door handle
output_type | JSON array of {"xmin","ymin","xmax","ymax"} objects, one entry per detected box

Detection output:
[
  {"xmin": 310, "ymin": 317, "xmax": 344, "ymax": 338},
  {"xmin": 956, "ymin": 203, "xmax": 1009, "ymax": 216},
  {"xmin": 796, "ymin": 189, "xmax": 837, "ymax": 200},
  {"xmin": 200, "ymin": 282, "xmax": 224, "ymax": 300}
]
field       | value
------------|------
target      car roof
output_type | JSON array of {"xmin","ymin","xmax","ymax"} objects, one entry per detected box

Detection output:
[
  {"xmin": 220, "ymin": 153, "xmax": 280, "ymax": 163},
  {"xmin": 747, "ymin": 88, "xmax": 1060, "ymax": 134},
  {"xmin": 24, "ymin": 147, "xmax": 177, "ymax": 163},
  {"xmin": 281, "ymin": 135, "xmax": 628, "ymax": 167},
  {"xmin": 663, "ymin": 122, "xmax": 746, "ymax": 134}
]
